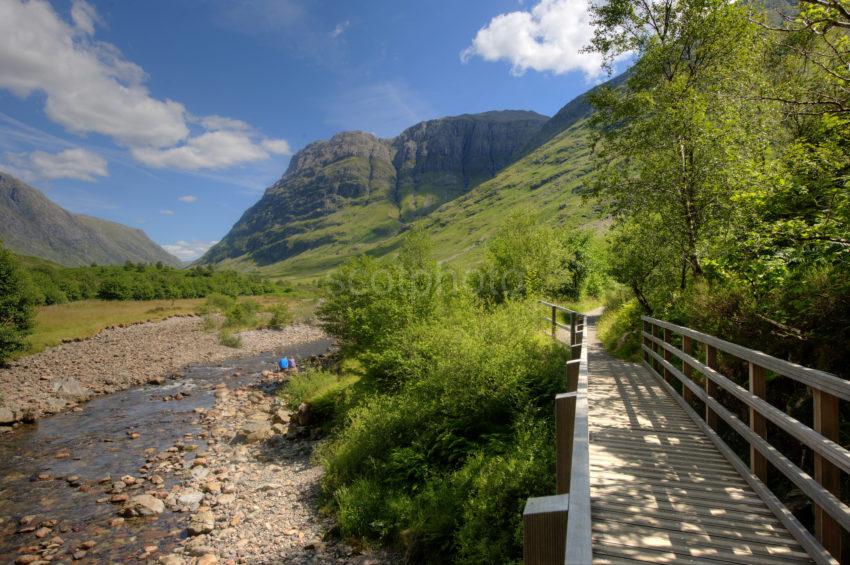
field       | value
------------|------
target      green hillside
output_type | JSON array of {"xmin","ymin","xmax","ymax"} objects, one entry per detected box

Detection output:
[{"xmin": 229, "ymin": 115, "xmax": 600, "ymax": 282}]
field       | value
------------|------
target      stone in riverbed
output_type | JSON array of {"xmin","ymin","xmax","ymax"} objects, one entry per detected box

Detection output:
[
  {"xmin": 0, "ymin": 406, "xmax": 16, "ymax": 424},
  {"xmin": 51, "ymin": 377, "xmax": 91, "ymax": 399},
  {"xmin": 239, "ymin": 417, "xmax": 272, "ymax": 443},
  {"xmin": 159, "ymin": 555, "xmax": 184, "ymax": 565},
  {"xmin": 178, "ymin": 489, "xmax": 204, "ymax": 509},
  {"xmin": 188, "ymin": 511, "xmax": 214, "ymax": 536},
  {"xmin": 197, "ymin": 554, "xmax": 218, "ymax": 565},
  {"xmin": 121, "ymin": 494, "xmax": 165, "ymax": 517}
]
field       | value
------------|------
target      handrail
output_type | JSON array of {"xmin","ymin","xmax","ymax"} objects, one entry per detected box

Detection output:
[
  {"xmin": 646, "ymin": 317, "xmax": 850, "ymax": 401},
  {"xmin": 539, "ymin": 300, "xmax": 581, "ymax": 316},
  {"xmin": 564, "ymin": 317, "xmax": 591, "ymax": 565},
  {"xmin": 641, "ymin": 315, "xmax": 846, "ymax": 564},
  {"xmin": 523, "ymin": 302, "xmax": 591, "ymax": 564}
]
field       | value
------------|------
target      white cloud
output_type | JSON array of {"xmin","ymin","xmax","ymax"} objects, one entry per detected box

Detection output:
[
  {"xmin": 70, "ymin": 0, "xmax": 102, "ymax": 36},
  {"xmin": 131, "ymin": 130, "xmax": 290, "ymax": 170},
  {"xmin": 159, "ymin": 209, "xmax": 175, "ymax": 216},
  {"xmin": 0, "ymin": 0, "xmax": 290, "ymax": 171},
  {"xmin": 261, "ymin": 138, "xmax": 292, "ymax": 155},
  {"xmin": 3, "ymin": 148, "xmax": 107, "ymax": 181},
  {"xmin": 178, "ymin": 195, "xmax": 198, "ymax": 203},
  {"xmin": 162, "ymin": 240, "xmax": 218, "ymax": 261},
  {"xmin": 461, "ymin": 0, "xmax": 611, "ymax": 79},
  {"xmin": 331, "ymin": 20, "xmax": 350, "ymax": 38}
]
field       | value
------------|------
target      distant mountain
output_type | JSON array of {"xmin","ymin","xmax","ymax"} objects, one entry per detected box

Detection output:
[
  {"xmin": 0, "ymin": 172, "xmax": 181, "ymax": 267},
  {"xmin": 200, "ymin": 110, "xmax": 548, "ymax": 267},
  {"xmin": 200, "ymin": 76, "xmax": 629, "ymax": 279}
]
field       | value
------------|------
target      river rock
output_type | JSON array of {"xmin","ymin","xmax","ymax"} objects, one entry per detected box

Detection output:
[
  {"xmin": 159, "ymin": 555, "xmax": 184, "ymax": 565},
  {"xmin": 178, "ymin": 489, "xmax": 204, "ymax": 508},
  {"xmin": 188, "ymin": 511, "xmax": 215, "ymax": 536},
  {"xmin": 0, "ymin": 406, "xmax": 14, "ymax": 424},
  {"xmin": 240, "ymin": 420, "xmax": 272, "ymax": 443},
  {"xmin": 121, "ymin": 494, "xmax": 165, "ymax": 517},
  {"xmin": 51, "ymin": 378, "xmax": 91, "ymax": 399},
  {"xmin": 197, "ymin": 554, "xmax": 218, "ymax": 565}
]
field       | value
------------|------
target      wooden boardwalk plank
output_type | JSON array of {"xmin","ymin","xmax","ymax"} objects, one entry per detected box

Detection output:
[{"xmin": 580, "ymin": 318, "xmax": 813, "ymax": 564}]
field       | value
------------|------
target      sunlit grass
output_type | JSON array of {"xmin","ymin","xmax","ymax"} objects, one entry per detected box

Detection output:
[{"xmin": 21, "ymin": 295, "xmax": 321, "ymax": 358}]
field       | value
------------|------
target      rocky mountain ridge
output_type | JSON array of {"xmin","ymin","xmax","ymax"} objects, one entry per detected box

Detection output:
[{"xmin": 200, "ymin": 110, "xmax": 548, "ymax": 266}]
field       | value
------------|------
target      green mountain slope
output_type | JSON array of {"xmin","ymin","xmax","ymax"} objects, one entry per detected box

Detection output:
[
  {"xmin": 202, "ymin": 77, "xmax": 625, "ymax": 281},
  {"xmin": 246, "ymin": 114, "xmax": 602, "ymax": 280},
  {"xmin": 200, "ymin": 111, "xmax": 549, "ymax": 268},
  {"xmin": 0, "ymin": 172, "xmax": 181, "ymax": 267}
]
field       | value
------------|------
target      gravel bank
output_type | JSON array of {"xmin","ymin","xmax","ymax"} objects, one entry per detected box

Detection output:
[{"xmin": 0, "ymin": 317, "xmax": 327, "ymax": 426}]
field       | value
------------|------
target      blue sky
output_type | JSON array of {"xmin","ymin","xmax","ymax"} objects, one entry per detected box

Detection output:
[{"xmin": 0, "ymin": 0, "xmax": 618, "ymax": 260}]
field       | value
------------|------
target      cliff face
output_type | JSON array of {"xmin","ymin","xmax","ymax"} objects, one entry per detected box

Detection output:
[
  {"xmin": 201, "ymin": 110, "xmax": 548, "ymax": 266},
  {"xmin": 0, "ymin": 172, "xmax": 181, "ymax": 267}
]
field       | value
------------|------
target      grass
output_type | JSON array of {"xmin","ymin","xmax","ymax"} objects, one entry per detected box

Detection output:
[
  {"xmin": 25, "ymin": 298, "xmax": 205, "ymax": 356},
  {"xmin": 21, "ymin": 295, "xmax": 321, "ymax": 359}
]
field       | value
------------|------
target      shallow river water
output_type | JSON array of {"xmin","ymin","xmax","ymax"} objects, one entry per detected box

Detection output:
[{"xmin": 0, "ymin": 338, "xmax": 333, "ymax": 563}]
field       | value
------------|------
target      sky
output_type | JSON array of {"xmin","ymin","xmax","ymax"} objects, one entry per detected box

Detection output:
[{"xmin": 0, "ymin": 0, "xmax": 623, "ymax": 261}]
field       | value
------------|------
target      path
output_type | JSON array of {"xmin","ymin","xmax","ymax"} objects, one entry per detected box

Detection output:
[{"xmin": 582, "ymin": 317, "xmax": 813, "ymax": 564}]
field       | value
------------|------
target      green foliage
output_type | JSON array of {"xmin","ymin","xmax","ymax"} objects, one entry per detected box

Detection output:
[
  {"xmin": 470, "ymin": 210, "xmax": 594, "ymax": 304},
  {"xmin": 16, "ymin": 260, "xmax": 276, "ymax": 306},
  {"xmin": 223, "ymin": 299, "xmax": 261, "ymax": 328},
  {"xmin": 218, "ymin": 330, "xmax": 242, "ymax": 348},
  {"xmin": 319, "ymin": 300, "xmax": 567, "ymax": 560},
  {"xmin": 267, "ymin": 303, "xmax": 294, "ymax": 329},
  {"xmin": 0, "ymin": 244, "xmax": 37, "ymax": 364},
  {"xmin": 587, "ymin": 0, "xmax": 850, "ymax": 381},
  {"xmin": 318, "ymin": 229, "xmax": 457, "ymax": 354},
  {"xmin": 597, "ymin": 291, "xmax": 643, "ymax": 361}
]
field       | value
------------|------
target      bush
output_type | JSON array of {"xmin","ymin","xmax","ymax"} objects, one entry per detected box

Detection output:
[
  {"xmin": 0, "ymin": 245, "xmax": 36, "ymax": 363},
  {"xmin": 319, "ymin": 301, "xmax": 568, "ymax": 560},
  {"xmin": 267, "ymin": 303, "xmax": 294, "ymax": 329},
  {"xmin": 224, "ymin": 299, "xmax": 261, "ymax": 328},
  {"xmin": 470, "ymin": 210, "xmax": 592, "ymax": 304},
  {"xmin": 597, "ymin": 289, "xmax": 643, "ymax": 361},
  {"xmin": 218, "ymin": 330, "xmax": 242, "ymax": 348}
]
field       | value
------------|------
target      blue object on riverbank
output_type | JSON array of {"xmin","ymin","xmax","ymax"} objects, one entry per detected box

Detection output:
[{"xmin": 278, "ymin": 358, "xmax": 289, "ymax": 370}]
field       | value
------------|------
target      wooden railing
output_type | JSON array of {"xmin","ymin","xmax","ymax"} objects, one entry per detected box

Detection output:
[
  {"xmin": 522, "ymin": 302, "xmax": 591, "ymax": 564},
  {"xmin": 642, "ymin": 316, "xmax": 850, "ymax": 564}
]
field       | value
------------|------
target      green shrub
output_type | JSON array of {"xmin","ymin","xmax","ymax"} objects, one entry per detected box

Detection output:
[
  {"xmin": 319, "ymin": 301, "xmax": 568, "ymax": 559},
  {"xmin": 204, "ymin": 292, "xmax": 236, "ymax": 312},
  {"xmin": 224, "ymin": 299, "xmax": 261, "ymax": 328},
  {"xmin": 0, "ymin": 245, "xmax": 36, "ymax": 364},
  {"xmin": 267, "ymin": 303, "xmax": 294, "ymax": 329},
  {"xmin": 218, "ymin": 330, "xmax": 242, "ymax": 348},
  {"xmin": 598, "ymin": 290, "xmax": 643, "ymax": 360}
]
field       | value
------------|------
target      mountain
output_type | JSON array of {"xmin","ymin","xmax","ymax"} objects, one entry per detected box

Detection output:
[
  {"xmin": 0, "ymin": 172, "xmax": 181, "ymax": 267},
  {"xmin": 201, "ymin": 77, "xmax": 625, "ymax": 280},
  {"xmin": 200, "ymin": 110, "xmax": 548, "ymax": 267}
]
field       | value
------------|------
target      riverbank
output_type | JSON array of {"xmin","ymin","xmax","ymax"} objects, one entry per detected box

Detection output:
[{"xmin": 0, "ymin": 316, "xmax": 326, "ymax": 427}]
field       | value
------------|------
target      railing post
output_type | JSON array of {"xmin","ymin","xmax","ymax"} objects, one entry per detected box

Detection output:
[
  {"xmin": 523, "ymin": 495, "xmax": 569, "ymax": 565},
  {"xmin": 704, "ymin": 344, "xmax": 719, "ymax": 431},
  {"xmin": 551, "ymin": 305, "xmax": 557, "ymax": 338},
  {"xmin": 643, "ymin": 320, "xmax": 650, "ymax": 364},
  {"xmin": 813, "ymin": 388, "xmax": 842, "ymax": 561},
  {"xmin": 651, "ymin": 324, "xmax": 659, "ymax": 374},
  {"xmin": 556, "ymin": 392, "xmax": 577, "ymax": 494},
  {"xmin": 575, "ymin": 315, "xmax": 584, "ymax": 346},
  {"xmin": 662, "ymin": 328, "xmax": 673, "ymax": 385},
  {"xmin": 566, "ymin": 359, "xmax": 580, "ymax": 393},
  {"xmin": 748, "ymin": 362, "xmax": 768, "ymax": 482},
  {"xmin": 570, "ymin": 312, "xmax": 577, "ymax": 345},
  {"xmin": 682, "ymin": 335, "xmax": 694, "ymax": 404}
]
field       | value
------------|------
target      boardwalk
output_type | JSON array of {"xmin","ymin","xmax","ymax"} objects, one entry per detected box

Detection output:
[{"xmin": 581, "ymin": 317, "xmax": 813, "ymax": 564}]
